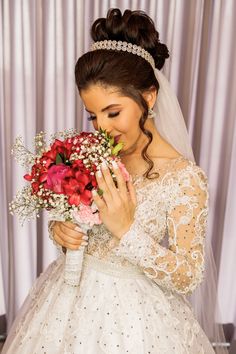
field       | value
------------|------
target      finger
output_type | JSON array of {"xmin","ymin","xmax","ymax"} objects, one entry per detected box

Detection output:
[
  {"xmin": 57, "ymin": 222, "xmax": 85, "ymax": 239},
  {"xmin": 60, "ymin": 221, "xmax": 78, "ymax": 230},
  {"xmin": 54, "ymin": 228, "xmax": 88, "ymax": 250},
  {"xmin": 127, "ymin": 178, "xmax": 137, "ymax": 206},
  {"xmin": 92, "ymin": 189, "xmax": 107, "ymax": 210},
  {"xmin": 111, "ymin": 160, "xmax": 128, "ymax": 195},
  {"xmin": 54, "ymin": 224, "xmax": 86, "ymax": 243},
  {"xmin": 100, "ymin": 161, "xmax": 119, "ymax": 197},
  {"xmin": 60, "ymin": 221, "xmax": 85, "ymax": 234},
  {"xmin": 95, "ymin": 168, "xmax": 113, "ymax": 205}
]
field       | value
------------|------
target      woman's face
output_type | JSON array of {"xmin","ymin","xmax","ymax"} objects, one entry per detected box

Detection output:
[{"xmin": 80, "ymin": 84, "xmax": 147, "ymax": 154}]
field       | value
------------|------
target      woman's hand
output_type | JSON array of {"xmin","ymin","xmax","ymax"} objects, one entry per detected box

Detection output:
[
  {"xmin": 92, "ymin": 160, "xmax": 137, "ymax": 240},
  {"xmin": 53, "ymin": 221, "xmax": 88, "ymax": 250}
]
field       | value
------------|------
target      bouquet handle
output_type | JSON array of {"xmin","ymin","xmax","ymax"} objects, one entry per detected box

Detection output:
[
  {"xmin": 64, "ymin": 247, "xmax": 86, "ymax": 286},
  {"xmin": 64, "ymin": 224, "xmax": 89, "ymax": 286}
]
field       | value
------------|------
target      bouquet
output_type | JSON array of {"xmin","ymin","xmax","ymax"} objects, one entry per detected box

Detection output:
[{"xmin": 9, "ymin": 128, "xmax": 129, "ymax": 286}]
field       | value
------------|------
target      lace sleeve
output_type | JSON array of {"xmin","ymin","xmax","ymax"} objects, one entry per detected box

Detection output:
[{"xmin": 112, "ymin": 164, "xmax": 209, "ymax": 295}]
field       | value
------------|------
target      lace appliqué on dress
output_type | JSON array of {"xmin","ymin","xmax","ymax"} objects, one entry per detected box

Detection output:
[{"xmin": 112, "ymin": 158, "xmax": 209, "ymax": 296}]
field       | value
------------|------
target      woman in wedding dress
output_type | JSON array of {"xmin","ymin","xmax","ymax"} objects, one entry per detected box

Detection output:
[{"xmin": 2, "ymin": 8, "xmax": 227, "ymax": 354}]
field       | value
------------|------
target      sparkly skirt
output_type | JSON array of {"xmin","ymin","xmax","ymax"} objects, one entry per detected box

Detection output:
[{"xmin": 2, "ymin": 253, "xmax": 215, "ymax": 354}]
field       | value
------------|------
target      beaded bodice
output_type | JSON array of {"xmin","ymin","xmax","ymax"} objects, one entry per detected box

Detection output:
[
  {"xmin": 85, "ymin": 156, "xmax": 209, "ymax": 295},
  {"xmin": 50, "ymin": 155, "xmax": 209, "ymax": 296}
]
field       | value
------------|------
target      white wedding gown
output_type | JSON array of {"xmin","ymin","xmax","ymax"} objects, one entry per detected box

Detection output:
[{"xmin": 2, "ymin": 156, "xmax": 219, "ymax": 353}]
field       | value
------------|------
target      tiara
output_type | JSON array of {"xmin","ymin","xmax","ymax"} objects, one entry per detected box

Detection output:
[{"xmin": 90, "ymin": 40, "xmax": 155, "ymax": 71}]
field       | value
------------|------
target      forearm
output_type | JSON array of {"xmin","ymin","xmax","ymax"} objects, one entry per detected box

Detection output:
[{"xmin": 112, "ymin": 222, "xmax": 204, "ymax": 295}]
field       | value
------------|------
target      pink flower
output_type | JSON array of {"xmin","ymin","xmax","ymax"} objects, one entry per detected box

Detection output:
[
  {"xmin": 73, "ymin": 203, "xmax": 102, "ymax": 227},
  {"xmin": 45, "ymin": 164, "xmax": 70, "ymax": 193},
  {"xmin": 117, "ymin": 161, "xmax": 130, "ymax": 182}
]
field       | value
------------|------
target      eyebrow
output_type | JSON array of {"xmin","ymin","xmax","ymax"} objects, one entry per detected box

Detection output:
[{"xmin": 85, "ymin": 104, "xmax": 122, "ymax": 113}]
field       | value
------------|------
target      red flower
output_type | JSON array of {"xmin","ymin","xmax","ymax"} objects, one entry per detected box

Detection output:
[
  {"xmin": 24, "ymin": 174, "xmax": 32, "ymax": 181},
  {"xmin": 62, "ymin": 178, "xmax": 81, "ymax": 196},
  {"xmin": 43, "ymin": 139, "xmax": 73, "ymax": 162},
  {"xmin": 45, "ymin": 164, "xmax": 71, "ymax": 194},
  {"xmin": 61, "ymin": 164, "xmax": 95, "ymax": 206},
  {"xmin": 32, "ymin": 182, "xmax": 40, "ymax": 193},
  {"xmin": 80, "ymin": 189, "xmax": 92, "ymax": 205},
  {"xmin": 68, "ymin": 194, "xmax": 81, "ymax": 206}
]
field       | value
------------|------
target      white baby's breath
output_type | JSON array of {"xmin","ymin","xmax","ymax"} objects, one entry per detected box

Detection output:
[
  {"xmin": 10, "ymin": 128, "xmax": 125, "ymax": 226},
  {"xmin": 11, "ymin": 137, "xmax": 36, "ymax": 169},
  {"xmin": 49, "ymin": 128, "xmax": 77, "ymax": 144},
  {"xmin": 9, "ymin": 186, "xmax": 40, "ymax": 225}
]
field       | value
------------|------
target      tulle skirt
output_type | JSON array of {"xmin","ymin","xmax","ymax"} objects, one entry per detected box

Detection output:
[{"xmin": 2, "ymin": 253, "xmax": 215, "ymax": 354}]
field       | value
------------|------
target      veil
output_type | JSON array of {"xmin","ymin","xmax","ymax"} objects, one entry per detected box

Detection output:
[{"xmin": 153, "ymin": 68, "xmax": 228, "ymax": 353}]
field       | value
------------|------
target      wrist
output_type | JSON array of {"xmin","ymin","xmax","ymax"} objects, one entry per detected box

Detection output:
[{"xmin": 114, "ymin": 222, "xmax": 133, "ymax": 240}]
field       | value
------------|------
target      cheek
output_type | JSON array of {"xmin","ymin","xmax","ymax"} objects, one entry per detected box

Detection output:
[
  {"xmin": 121, "ymin": 106, "xmax": 142, "ymax": 132},
  {"xmin": 124, "ymin": 112, "xmax": 142, "ymax": 134},
  {"xmin": 118, "ymin": 121, "xmax": 141, "ymax": 147},
  {"xmin": 117, "ymin": 121, "xmax": 138, "ymax": 137}
]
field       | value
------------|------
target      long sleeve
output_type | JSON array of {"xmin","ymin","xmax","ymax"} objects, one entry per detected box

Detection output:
[{"xmin": 112, "ymin": 164, "xmax": 209, "ymax": 296}]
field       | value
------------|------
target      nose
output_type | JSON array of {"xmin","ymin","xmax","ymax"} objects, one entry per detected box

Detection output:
[{"xmin": 96, "ymin": 117, "xmax": 113, "ymax": 135}]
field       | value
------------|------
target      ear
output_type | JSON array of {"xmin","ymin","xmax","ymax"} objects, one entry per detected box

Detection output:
[{"xmin": 142, "ymin": 86, "xmax": 157, "ymax": 109}]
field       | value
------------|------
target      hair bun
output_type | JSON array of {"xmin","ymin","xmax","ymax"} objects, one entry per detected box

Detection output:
[{"xmin": 91, "ymin": 8, "xmax": 169, "ymax": 70}]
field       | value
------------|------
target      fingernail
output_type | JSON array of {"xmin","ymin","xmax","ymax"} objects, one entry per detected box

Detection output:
[
  {"xmin": 81, "ymin": 241, "xmax": 88, "ymax": 246},
  {"xmin": 112, "ymin": 160, "xmax": 118, "ymax": 169},
  {"xmin": 92, "ymin": 189, "xmax": 97, "ymax": 196},
  {"xmin": 101, "ymin": 161, "xmax": 108, "ymax": 169},
  {"xmin": 75, "ymin": 226, "xmax": 83, "ymax": 232},
  {"xmin": 96, "ymin": 170, "xmax": 102, "ymax": 178},
  {"xmin": 82, "ymin": 235, "xmax": 89, "ymax": 240},
  {"xmin": 129, "ymin": 175, "xmax": 133, "ymax": 182}
]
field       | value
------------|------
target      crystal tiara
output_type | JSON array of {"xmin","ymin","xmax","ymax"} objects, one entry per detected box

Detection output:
[{"xmin": 90, "ymin": 40, "xmax": 156, "ymax": 71}]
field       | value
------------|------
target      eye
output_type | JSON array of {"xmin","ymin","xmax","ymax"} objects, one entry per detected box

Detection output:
[
  {"xmin": 87, "ymin": 115, "xmax": 96, "ymax": 121},
  {"xmin": 108, "ymin": 112, "xmax": 120, "ymax": 118}
]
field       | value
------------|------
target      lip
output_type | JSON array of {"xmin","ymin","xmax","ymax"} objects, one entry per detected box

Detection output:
[{"xmin": 114, "ymin": 135, "xmax": 122, "ymax": 144}]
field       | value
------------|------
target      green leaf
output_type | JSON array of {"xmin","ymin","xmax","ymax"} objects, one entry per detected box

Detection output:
[
  {"xmin": 99, "ymin": 127, "xmax": 106, "ymax": 136},
  {"xmin": 109, "ymin": 136, "xmax": 114, "ymax": 146},
  {"xmin": 56, "ymin": 153, "xmax": 63, "ymax": 164},
  {"xmin": 111, "ymin": 142, "xmax": 124, "ymax": 156},
  {"xmin": 99, "ymin": 128, "xmax": 112, "ymax": 142}
]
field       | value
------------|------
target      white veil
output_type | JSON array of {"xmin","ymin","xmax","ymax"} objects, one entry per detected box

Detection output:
[{"xmin": 153, "ymin": 68, "xmax": 228, "ymax": 353}]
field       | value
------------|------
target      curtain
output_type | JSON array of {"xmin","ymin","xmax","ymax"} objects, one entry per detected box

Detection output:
[{"xmin": 0, "ymin": 0, "xmax": 235, "ymax": 335}]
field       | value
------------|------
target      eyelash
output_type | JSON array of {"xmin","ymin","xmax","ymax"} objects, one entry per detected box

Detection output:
[
  {"xmin": 87, "ymin": 115, "xmax": 96, "ymax": 121},
  {"xmin": 87, "ymin": 112, "xmax": 120, "ymax": 121}
]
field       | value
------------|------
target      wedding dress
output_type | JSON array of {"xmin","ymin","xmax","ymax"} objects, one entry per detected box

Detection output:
[{"xmin": 2, "ymin": 155, "xmax": 217, "ymax": 354}]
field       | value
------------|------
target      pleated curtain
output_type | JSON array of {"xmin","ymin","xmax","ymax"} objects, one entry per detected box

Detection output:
[{"xmin": 0, "ymin": 0, "xmax": 236, "ymax": 335}]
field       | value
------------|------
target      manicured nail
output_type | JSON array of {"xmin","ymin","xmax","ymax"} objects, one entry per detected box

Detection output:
[
  {"xmin": 96, "ymin": 170, "xmax": 102, "ymax": 178},
  {"xmin": 92, "ymin": 189, "xmax": 97, "ymax": 196},
  {"xmin": 82, "ymin": 235, "xmax": 89, "ymax": 240},
  {"xmin": 75, "ymin": 226, "xmax": 83, "ymax": 232},
  {"xmin": 112, "ymin": 160, "xmax": 119, "ymax": 169},
  {"xmin": 101, "ymin": 161, "xmax": 108, "ymax": 169},
  {"xmin": 81, "ymin": 241, "xmax": 88, "ymax": 246}
]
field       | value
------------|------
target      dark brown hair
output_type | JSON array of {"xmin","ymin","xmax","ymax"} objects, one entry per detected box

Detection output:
[{"xmin": 75, "ymin": 8, "xmax": 169, "ymax": 179}]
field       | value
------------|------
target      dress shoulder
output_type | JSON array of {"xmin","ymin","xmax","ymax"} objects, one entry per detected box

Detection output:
[{"xmin": 133, "ymin": 155, "xmax": 209, "ymax": 193}]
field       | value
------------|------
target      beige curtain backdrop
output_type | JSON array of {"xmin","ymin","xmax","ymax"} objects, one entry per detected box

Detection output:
[{"xmin": 0, "ymin": 0, "xmax": 235, "ymax": 335}]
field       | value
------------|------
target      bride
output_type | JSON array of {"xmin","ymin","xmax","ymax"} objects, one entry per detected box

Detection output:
[{"xmin": 2, "ymin": 8, "xmax": 227, "ymax": 354}]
